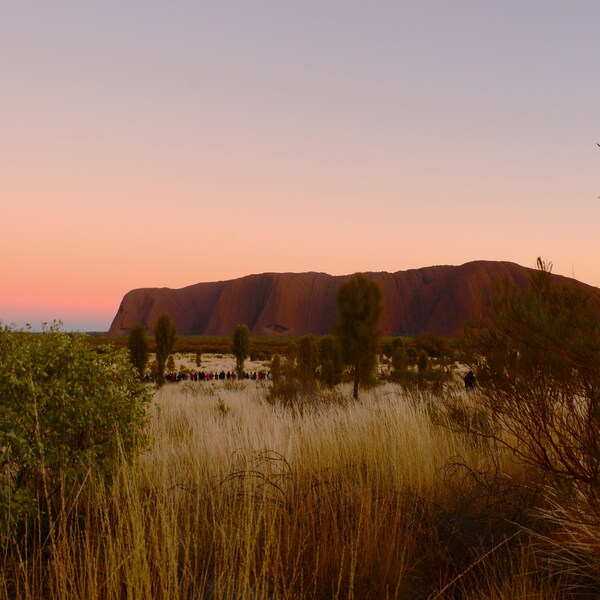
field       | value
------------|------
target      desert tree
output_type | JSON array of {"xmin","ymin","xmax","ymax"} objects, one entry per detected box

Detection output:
[
  {"xmin": 270, "ymin": 353, "xmax": 282, "ymax": 382},
  {"xmin": 166, "ymin": 355, "xmax": 176, "ymax": 373},
  {"xmin": 464, "ymin": 258, "xmax": 600, "ymax": 540},
  {"xmin": 268, "ymin": 338, "xmax": 320, "ymax": 406},
  {"xmin": 127, "ymin": 322, "xmax": 149, "ymax": 381},
  {"xmin": 317, "ymin": 334, "xmax": 343, "ymax": 389},
  {"xmin": 391, "ymin": 344, "xmax": 409, "ymax": 378},
  {"xmin": 154, "ymin": 312, "xmax": 177, "ymax": 387},
  {"xmin": 231, "ymin": 323, "xmax": 251, "ymax": 375},
  {"xmin": 334, "ymin": 273, "xmax": 383, "ymax": 399},
  {"xmin": 414, "ymin": 333, "xmax": 449, "ymax": 360},
  {"xmin": 296, "ymin": 334, "xmax": 318, "ymax": 382},
  {"xmin": 290, "ymin": 334, "xmax": 319, "ymax": 396}
]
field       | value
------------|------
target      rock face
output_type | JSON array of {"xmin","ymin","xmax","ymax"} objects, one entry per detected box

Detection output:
[{"xmin": 107, "ymin": 261, "xmax": 597, "ymax": 337}]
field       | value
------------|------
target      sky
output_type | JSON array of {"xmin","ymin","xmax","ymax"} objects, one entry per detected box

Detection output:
[{"xmin": 1, "ymin": 2, "xmax": 599, "ymax": 331}]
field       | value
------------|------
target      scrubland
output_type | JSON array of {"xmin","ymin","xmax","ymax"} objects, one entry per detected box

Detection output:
[{"xmin": 3, "ymin": 377, "xmax": 595, "ymax": 600}]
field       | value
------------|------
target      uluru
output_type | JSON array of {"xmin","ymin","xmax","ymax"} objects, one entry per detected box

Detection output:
[{"xmin": 107, "ymin": 260, "xmax": 599, "ymax": 338}]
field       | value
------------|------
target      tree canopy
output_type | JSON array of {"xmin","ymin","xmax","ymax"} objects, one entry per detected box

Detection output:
[
  {"xmin": 128, "ymin": 322, "xmax": 149, "ymax": 381},
  {"xmin": 154, "ymin": 313, "xmax": 177, "ymax": 386},
  {"xmin": 231, "ymin": 323, "xmax": 251, "ymax": 375},
  {"xmin": 333, "ymin": 273, "xmax": 383, "ymax": 399}
]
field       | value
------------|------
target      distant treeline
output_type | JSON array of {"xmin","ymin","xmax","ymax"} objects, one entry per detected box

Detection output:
[{"xmin": 86, "ymin": 333, "xmax": 458, "ymax": 362}]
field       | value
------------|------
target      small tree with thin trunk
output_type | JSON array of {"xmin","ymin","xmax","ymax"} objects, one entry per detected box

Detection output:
[
  {"xmin": 391, "ymin": 345, "xmax": 409, "ymax": 378},
  {"xmin": 231, "ymin": 323, "xmax": 250, "ymax": 376},
  {"xmin": 318, "ymin": 334, "xmax": 343, "ymax": 389},
  {"xmin": 296, "ymin": 334, "xmax": 318, "ymax": 383},
  {"xmin": 127, "ymin": 322, "xmax": 149, "ymax": 381},
  {"xmin": 333, "ymin": 273, "xmax": 383, "ymax": 399},
  {"xmin": 166, "ymin": 355, "xmax": 176, "ymax": 373},
  {"xmin": 154, "ymin": 313, "xmax": 177, "ymax": 387}
]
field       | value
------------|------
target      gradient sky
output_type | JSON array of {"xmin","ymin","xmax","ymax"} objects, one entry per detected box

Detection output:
[{"xmin": 2, "ymin": 2, "xmax": 599, "ymax": 331}]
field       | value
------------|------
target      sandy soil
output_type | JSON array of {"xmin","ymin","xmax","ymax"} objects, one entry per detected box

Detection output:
[{"xmin": 148, "ymin": 352, "xmax": 272, "ymax": 375}]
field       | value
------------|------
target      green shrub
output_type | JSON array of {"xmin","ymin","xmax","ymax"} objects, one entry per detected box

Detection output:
[
  {"xmin": 127, "ymin": 322, "xmax": 149, "ymax": 381},
  {"xmin": 0, "ymin": 323, "xmax": 152, "ymax": 541},
  {"xmin": 231, "ymin": 323, "xmax": 250, "ymax": 375},
  {"xmin": 464, "ymin": 259, "xmax": 600, "ymax": 556},
  {"xmin": 333, "ymin": 273, "xmax": 383, "ymax": 399},
  {"xmin": 268, "ymin": 353, "xmax": 320, "ymax": 410},
  {"xmin": 166, "ymin": 354, "xmax": 176, "ymax": 373},
  {"xmin": 154, "ymin": 313, "xmax": 177, "ymax": 387},
  {"xmin": 391, "ymin": 345, "xmax": 408, "ymax": 375},
  {"xmin": 317, "ymin": 335, "xmax": 343, "ymax": 389}
]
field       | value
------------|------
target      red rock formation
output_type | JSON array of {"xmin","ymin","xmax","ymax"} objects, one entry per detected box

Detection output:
[{"xmin": 107, "ymin": 261, "xmax": 598, "ymax": 337}]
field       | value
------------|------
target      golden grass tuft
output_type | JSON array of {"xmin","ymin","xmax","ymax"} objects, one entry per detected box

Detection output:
[{"xmin": 1, "ymin": 382, "xmax": 590, "ymax": 599}]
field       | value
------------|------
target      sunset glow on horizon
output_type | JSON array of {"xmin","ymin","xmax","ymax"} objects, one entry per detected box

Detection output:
[{"xmin": 2, "ymin": 2, "xmax": 599, "ymax": 331}]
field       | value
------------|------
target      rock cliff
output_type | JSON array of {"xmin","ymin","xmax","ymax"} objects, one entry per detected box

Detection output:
[{"xmin": 108, "ymin": 261, "xmax": 596, "ymax": 337}]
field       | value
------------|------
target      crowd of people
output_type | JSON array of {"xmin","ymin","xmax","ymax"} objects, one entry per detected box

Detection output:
[{"xmin": 144, "ymin": 370, "xmax": 272, "ymax": 384}]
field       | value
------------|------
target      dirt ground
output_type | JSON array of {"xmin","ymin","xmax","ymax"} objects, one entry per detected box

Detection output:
[{"xmin": 149, "ymin": 352, "xmax": 272, "ymax": 375}]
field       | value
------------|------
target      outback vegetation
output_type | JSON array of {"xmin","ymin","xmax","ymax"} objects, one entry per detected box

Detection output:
[
  {"xmin": 231, "ymin": 323, "xmax": 251, "ymax": 375},
  {"xmin": 0, "ymin": 324, "xmax": 151, "ymax": 543},
  {"xmin": 154, "ymin": 313, "xmax": 178, "ymax": 387},
  {"xmin": 334, "ymin": 273, "xmax": 383, "ymax": 399},
  {"xmin": 128, "ymin": 322, "xmax": 149, "ymax": 381},
  {"xmin": 2, "ymin": 265, "xmax": 600, "ymax": 598}
]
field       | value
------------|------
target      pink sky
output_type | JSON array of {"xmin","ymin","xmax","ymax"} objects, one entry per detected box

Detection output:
[{"xmin": 1, "ymin": 2, "xmax": 599, "ymax": 331}]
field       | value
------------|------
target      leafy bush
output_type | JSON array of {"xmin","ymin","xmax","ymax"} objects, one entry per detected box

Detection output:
[
  {"xmin": 268, "ymin": 353, "xmax": 318, "ymax": 409},
  {"xmin": 464, "ymin": 259, "xmax": 600, "ymax": 552},
  {"xmin": 154, "ymin": 313, "xmax": 177, "ymax": 387},
  {"xmin": 127, "ymin": 322, "xmax": 149, "ymax": 380},
  {"xmin": 317, "ymin": 335, "xmax": 344, "ymax": 389},
  {"xmin": 268, "ymin": 341, "xmax": 347, "ymax": 411},
  {"xmin": 0, "ymin": 323, "xmax": 152, "ymax": 540},
  {"xmin": 231, "ymin": 323, "xmax": 250, "ymax": 375}
]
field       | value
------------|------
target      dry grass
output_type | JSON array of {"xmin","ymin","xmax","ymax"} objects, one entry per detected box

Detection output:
[{"xmin": 1, "ymin": 381, "xmax": 591, "ymax": 599}]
